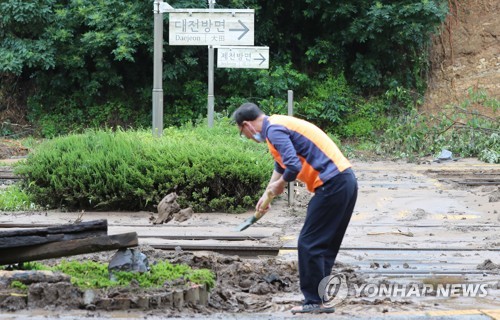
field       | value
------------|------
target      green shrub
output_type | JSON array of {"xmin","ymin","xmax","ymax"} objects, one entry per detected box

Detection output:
[
  {"xmin": 15, "ymin": 121, "xmax": 273, "ymax": 212},
  {"xmin": 338, "ymin": 98, "xmax": 389, "ymax": 139},
  {"xmin": 296, "ymin": 73, "xmax": 356, "ymax": 132}
]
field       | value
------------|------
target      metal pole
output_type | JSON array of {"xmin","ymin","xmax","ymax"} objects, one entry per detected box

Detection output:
[
  {"xmin": 152, "ymin": 0, "xmax": 164, "ymax": 137},
  {"xmin": 287, "ymin": 90, "xmax": 295, "ymax": 206},
  {"xmin": 207, "ymin": 0, "xmax": 216, "ymax": 128}
]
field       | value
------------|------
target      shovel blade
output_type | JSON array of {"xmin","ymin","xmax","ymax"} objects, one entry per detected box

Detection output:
[{"xmin": 235, "ymin": 216, "xmax": 258, "ymax": 232}]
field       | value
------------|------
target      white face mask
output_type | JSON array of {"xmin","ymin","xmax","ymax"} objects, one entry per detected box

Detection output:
[{"xmin": 252, "ymin": 133, "xmax": 265, "ymax": 142}]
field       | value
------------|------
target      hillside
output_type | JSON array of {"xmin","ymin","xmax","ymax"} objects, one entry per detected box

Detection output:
[{"xmin": 424, "ymin": 0, "xmax": 499, "ymax": 114}]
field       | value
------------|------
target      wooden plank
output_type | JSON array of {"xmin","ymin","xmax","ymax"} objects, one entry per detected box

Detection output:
[
  {"xmin": 0, "ymin": 232, "xmax": 138, "ymax": 265},
  {"xmin": 0, "ymin": 234, "xmax": 64, "ymax": 249},
  {"xmin": 0, "ymin": 230, "xmax": 109, "ymax": 249},
  {"xmin": 141, "ymin": 238, "xmax": 281, "ymax": 256},
  {"xmin": 0, "ymin": 219, "xmax": 107, "ymax": 238}
]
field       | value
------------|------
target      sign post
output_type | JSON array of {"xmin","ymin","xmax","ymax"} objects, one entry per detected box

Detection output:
[
  {"xmin": 152, "ymin": 0, "xmax": 164, "ymax": 137},
  {"xmin": 207, "ymin": 0, "xmax": 215, "ymax": 128},
  {"xmin": 153, "ymin": 1, "xmax": 268, "ymax": 134}
]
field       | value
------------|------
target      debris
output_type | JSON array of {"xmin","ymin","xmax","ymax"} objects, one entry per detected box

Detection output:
[
  {"xmin": 367, "ymin": 231, "xmax": 414, "ymax": 237},
  {"xmin": 108, "ymin": 248, "xmax": 150, "ymax": 277},
  {"xmin": 488, "ymin": 189, "xmax": 500, "ymax": 203},
  {"xmin": 174, "ymin": 207, "xmax": 194, "ymax": 222},
  {"xmin": 477, "ymin": 259, "xmax": 500, "ymax": 270},
  {"xmin": 433, "ymin": 149, "xmax": 459, "ymax": 163},
  {"xmin": 263, "ymin": 273, "xmax": 289, "ymax": 288},
  {"xmin": 0, "ymin": 270, "xmax": 70, "ymax": 289},
  {"xmin": 0, "ymin": 220, "xmax": 138, "ymax": 265},
  {"xmin": 437, "ymin": 149, "xmax": 453, "ymax": 161},
  {"xmin": 155, "ymin": 192, "xmax": 181, "ymax": 224}
]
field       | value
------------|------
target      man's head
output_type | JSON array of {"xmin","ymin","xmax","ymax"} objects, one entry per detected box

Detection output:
[
  {"xmin": 232, "ymin": 102, "xmax": 264, "ymax": 126},
  {"xmin": 232, "ymin": 102, "xmax": 266, "ymax": 142}
]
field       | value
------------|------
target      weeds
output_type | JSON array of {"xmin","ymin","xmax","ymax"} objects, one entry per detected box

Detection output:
[
  {"xmin": 378, "ymin": 89, "xmax": 499, "ymax": 163},
  {"xmin": 0, "ymin": 184, "xmax": 38, "ymax": 211},
  {"xmin": 3, "ymin": 260, "xmax": 215, "ymax": 290}
]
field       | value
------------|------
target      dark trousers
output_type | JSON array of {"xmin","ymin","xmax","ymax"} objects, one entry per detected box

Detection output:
[{"xmin": 298, "ymin": 168, "xmax": 358, "ymax": 305}]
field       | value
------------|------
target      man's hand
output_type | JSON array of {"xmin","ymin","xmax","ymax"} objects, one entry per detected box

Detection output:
[
  {"xmin": 256, "ymin": 190, "xmax": 275, "ymax": 217},
  {"xmin": 267, "ymin": 177, "xmax": 286, "ymax": 196}
]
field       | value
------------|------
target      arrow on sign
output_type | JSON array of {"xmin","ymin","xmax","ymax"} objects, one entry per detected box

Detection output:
[
  {"xmin": 229, "ymin": 20, "xmax": 250, "ymax": 40},
  {"xmin": 254, "ymin": 53, "xmax": 266, "ymax": 66}
]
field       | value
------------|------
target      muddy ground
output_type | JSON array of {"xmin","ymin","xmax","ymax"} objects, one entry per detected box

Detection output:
[{"xmin": 0, "ymin": 157, "xmax": 499, "ymax": 319}]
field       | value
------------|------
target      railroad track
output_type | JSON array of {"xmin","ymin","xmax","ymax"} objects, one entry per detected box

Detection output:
[
  {"xmin": 2, "ymin": 222, "xmax": 499, "ymax": 277},
  {"xmin": 424, "ymin": 169, "xmax": 500, "ymax": 185}
]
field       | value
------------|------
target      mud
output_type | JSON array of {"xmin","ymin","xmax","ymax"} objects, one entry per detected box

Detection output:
[
  {"xmin": 477, "ymin": 259, "xmax": 500, "ymax": 271},
  {"xmin": 1, "ymin": 158, "xmax": 500, "ymax": 319}
]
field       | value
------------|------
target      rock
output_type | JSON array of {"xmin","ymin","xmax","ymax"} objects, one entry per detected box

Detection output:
[
  {"xmin": 174, "ymin": 207, "xmax": 194, "ymax": 222},
  {"xmin": 155, "ymin": 192, "xmax": 181, "ymax": 224},
  {"xmin": 477, "ymin": 259, "xmax": 500, "ymax": 270},
  {"xmin": 108, "ymin": 248, "xmax": 149, "ymax": 277}
]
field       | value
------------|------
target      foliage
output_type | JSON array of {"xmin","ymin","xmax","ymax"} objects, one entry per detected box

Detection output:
[
  {"xmin": 296, "ymin": 74, "xmax": 356, "ymax": 132},
  {"xmin": 9, "ymin": 280, "xmax": 27, "ymax": 291},
  {"xmin": 220, "ymin": 63, "xmax": 310, "ymax": 117},
  {"xmin": 0, "ymin": 184, "xmax": 38, "ymax": 211},
  {"xmin": 303, "ymin": 0, "xmax": 447, "ymax": 92},
  {"xmin": 0, "ymin": 0, "xmax": 56, "ymax": 75},
  {"xmin": 2, "ymin": 259, "xmax": 215, "ymax": 290},
  {"xmin": 15, "ymin": 121, "xmax": 273, "ymax": 212},
  {"xmin": 338, "ymin": 98, "xmax": 389, "ymax": 139},
  {"xmin": 1, "ymin": 0, "xmax": 450, "ymax": 135},
  {"xmin": 110, "ymin": 261, "xmax": 216, "ymax": 290},
  {"xmin": 378, "ymin": 89, "xmax": 499, "ymax": 162}
]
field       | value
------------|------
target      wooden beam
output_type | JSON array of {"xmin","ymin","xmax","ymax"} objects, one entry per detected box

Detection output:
[
  {"xmin": 0, "ymin": 232, "xmax": 138, "ymax": 265},
  {"xmin": 0, "ymin": 220, "xmax": 109, "ymax": 249},
  {"xmin": 0, "ymin": 234, "xmax": 64, "ymax": 249},
  {"xmin": 0, "ymin": 219, "xmax": 108, "ymax": 238}
]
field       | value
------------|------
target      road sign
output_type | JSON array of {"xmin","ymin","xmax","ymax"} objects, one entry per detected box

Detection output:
[
  {"xmin": 216, "ymin": 46, "xmax": 269, "ymax": 69},
  {"xmin": 169, "ymin": 10, "xmax": 254, "ymax": 46}
]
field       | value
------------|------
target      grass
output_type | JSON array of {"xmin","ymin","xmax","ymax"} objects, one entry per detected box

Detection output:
[
  {"xmin": 0, "ymin": 184, "xmax": 38, "ymax": 211},
  {"xmin": 4, "ymin": 260, "xmax": 216, "ymax": 290}
]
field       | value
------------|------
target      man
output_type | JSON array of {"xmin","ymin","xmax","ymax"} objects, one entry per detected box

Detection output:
[{"xmin": 232, "ymin": 102, "xmax": 358, "ymax": 314}]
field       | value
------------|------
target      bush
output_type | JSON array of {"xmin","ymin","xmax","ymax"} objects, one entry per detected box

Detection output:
[
  {"xmin": 15, "ymin": 121, "xmax": 273, "ymax": 212},
  {"xmin": 338, "ymin": 98, "xmax": 389, "ymax": 139},
  {"xmin": 296, "ymin": 73, "xmax": 356, "ymax": 132}
]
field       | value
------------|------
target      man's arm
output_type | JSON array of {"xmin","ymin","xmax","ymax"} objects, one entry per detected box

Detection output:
[{"xmin": 256, "ymin": 169, "xmax": 287, "ymax": 213}]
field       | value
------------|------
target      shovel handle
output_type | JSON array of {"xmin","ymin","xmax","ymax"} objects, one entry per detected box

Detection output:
[{"xmin": 255, "ymin": 190, "xmax": 275, "ymax": 219}]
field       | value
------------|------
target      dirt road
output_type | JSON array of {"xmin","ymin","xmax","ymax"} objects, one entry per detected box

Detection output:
[{"xmin": 1, "ymin": 158, "xmax": 499, "ymax": 319}]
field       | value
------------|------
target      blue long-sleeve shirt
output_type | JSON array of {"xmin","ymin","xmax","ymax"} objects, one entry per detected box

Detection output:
[{"xmin": 261, "ymin": 115, "xmax": 351, "ymax": 192}]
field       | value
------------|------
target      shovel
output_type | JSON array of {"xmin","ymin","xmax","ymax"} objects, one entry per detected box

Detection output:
[{"xmin": 235, "ymin": 191, "xmax": 275, "ymax": 232}]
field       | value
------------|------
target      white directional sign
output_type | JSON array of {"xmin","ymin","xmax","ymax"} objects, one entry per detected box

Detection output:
[
  {"xmin": 168, "ymin": 10, "xmax": 254, "ymax": 46},
  {"xmin": 217, "ymin": 46, "xmax": 269, "ymax": 69}
]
